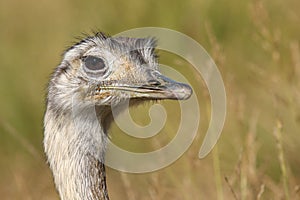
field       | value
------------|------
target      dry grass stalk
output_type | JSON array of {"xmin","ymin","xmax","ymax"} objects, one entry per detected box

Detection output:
[
  {"xmin": 294, "ymin": 185, "xmax": 300, "ymax": 197},
  {"xmin": 225, "ymin": 176, "xmax": 239, "ymax": 200},
  {"xmin": 273, "ymin": 120, "xmax": 290, "ymax": 200},
  {"xmin": 204, "ymin": 22, "xmax": 226, "ymax": 200},
  {"xmin": 204, "ymin": 21, "xmax": 226, "ymax": 68},
  {"xmin": 290, "ymin": 41, "xmax": 300, "ymax": 79},
  {"xmin": 120, "ymin": 172, "xmax": 137, "ymax": 200},
  {"xmin": 212, "ymin": 146, "xmax": 224, "ymax": 200},
  {"xmin": 256, "ymin": 184, "xmax": 265, "ymax": 200},
  {"xmin": 250, "ymin": 0, "xmax": 281, "ymax": 63},
  {"xmin": 0, "ymin": 117, "xmax": 41, "ymax": 160}
]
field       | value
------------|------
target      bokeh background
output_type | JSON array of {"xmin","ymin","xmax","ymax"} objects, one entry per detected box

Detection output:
[{"xmin": 1, "ymin": 0, "xmax": 299, "ymax": 199}]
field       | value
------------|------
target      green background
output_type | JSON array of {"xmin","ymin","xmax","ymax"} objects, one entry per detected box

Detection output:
[{"xmin": 0, "ymin": 0, "xmax": 299, "ymax": 199}]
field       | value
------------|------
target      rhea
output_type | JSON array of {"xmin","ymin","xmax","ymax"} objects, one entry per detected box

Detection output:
[{"xmin": 43, "ymin": 32, "xmax": 192, "ymax": 200}]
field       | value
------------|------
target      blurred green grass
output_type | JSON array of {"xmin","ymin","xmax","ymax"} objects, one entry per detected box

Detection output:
[{"xmin": 0, "ymin": 0, "xmax": 300, "ymax": 199}]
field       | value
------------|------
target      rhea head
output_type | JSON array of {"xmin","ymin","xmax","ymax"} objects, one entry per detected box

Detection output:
[{"xmin": 47, "ymin": 32, "xmax": 192, "ymax": 116}]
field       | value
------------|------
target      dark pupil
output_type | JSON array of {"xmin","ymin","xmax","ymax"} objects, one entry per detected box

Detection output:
[{"xmin": 84, "ymin": 56, "xmax": 105, "ymax": 71}]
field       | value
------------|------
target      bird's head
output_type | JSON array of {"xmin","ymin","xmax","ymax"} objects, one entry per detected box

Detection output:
[{"xmin": 47, "ymin": 33, "xmax": 192, "ymax": 111}]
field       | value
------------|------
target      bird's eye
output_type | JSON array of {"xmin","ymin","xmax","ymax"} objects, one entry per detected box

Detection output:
[
  {"xmin": 83, "ymin": 56, "xmax": 106, "ymax": 71},
  {"xmin": 82, "ymin": 55, "xmax": 108, "ymax": 77}
]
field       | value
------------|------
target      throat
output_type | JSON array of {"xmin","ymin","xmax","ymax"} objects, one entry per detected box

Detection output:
[
  {"xmin": 77, "ymin": 154, "xmax": 109, "ymax": 200},
  {"xmin": 55, "ymin": 153, "xmax": 110, "ymax": 200},
  {"xmin": 44, "ymin": 106, "xmax": 110, "ymax": 200}
]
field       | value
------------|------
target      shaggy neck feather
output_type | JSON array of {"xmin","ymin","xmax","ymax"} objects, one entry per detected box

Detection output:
[{"xmin": 44, "ymin": 105, "xmax": 110, "ymax": 200}]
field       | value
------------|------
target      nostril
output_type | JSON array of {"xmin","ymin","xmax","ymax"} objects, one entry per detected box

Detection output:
[{"xmin": 148, "ymin": 79, "xmax": 161, "ymax": 86}]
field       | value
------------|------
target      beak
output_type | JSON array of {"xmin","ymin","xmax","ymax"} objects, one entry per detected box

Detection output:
[
  {"xmin": 102, "ymin": 71, "xmax": 192, "ymax": 100},
  {"xmin": 131, "ymin": 72, "xmax": 193, "ymax": 100}
]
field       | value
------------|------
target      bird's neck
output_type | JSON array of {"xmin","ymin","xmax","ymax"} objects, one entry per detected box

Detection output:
[{"xmin": 44, "ymin": 105, "xmax": 110, "ymax": 200}]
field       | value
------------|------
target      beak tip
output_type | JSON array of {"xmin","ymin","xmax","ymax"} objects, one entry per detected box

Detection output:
[
  {"xmin": 169, "ymin": 83, "xmax": 193, "ymax": 100},
  {"xmin": 179, "ymin": 84, "xmax": 193, "ymax": 100}
]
